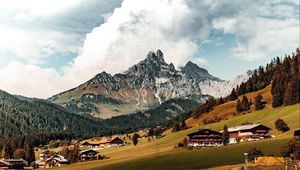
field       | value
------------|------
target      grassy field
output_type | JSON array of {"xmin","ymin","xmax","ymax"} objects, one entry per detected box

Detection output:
[{"xmin": 51, "ymin": 103, "xmax": 300, "ymax": 170}]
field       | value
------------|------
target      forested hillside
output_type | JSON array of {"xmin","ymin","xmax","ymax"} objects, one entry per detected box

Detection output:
[
  {"xmin": 0, "ymin": 89, "xmax": 199, "ymax": 145},
  {"xmin": 192, "ymin": 48, "xmax": 300, "ymax": 119},
  {"xmin": 0, "ymin": 90, "xmax": 111, "ymax": 139}
]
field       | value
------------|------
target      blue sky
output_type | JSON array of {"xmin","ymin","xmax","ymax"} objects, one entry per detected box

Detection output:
[{"xmin": 0, "ymin": 0, "xmax": 299, "ymax": 98}]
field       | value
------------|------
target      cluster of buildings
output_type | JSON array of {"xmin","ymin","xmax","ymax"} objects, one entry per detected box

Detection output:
[
  {"xmin": 80, "ymin": 137, "xmax": 125, "ymax": 148},
  {"xmin": 187, "ymin": 124, "xmax": 272, "ymax": 147},
  {"xmin": 33, "ymin": 137, "xmax": 125, "ymax": 168}
]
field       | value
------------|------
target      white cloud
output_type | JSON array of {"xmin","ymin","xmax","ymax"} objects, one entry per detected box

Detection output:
[
  {"xmin": 0, "ymin": 0, "xmax": 298, "ymax": 98},
  {"xmin": 0, "ymin": 61, "xmax": 71, "ymax": 98},
  {"xmin": 213, "ymin": 1, "xmax": 299, "ymax": 61}
]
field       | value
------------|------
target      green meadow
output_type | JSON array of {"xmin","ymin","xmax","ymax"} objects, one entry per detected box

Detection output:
[{"xmin": 52, "ymin": 104, "xmax": 299, "ymax": 170}]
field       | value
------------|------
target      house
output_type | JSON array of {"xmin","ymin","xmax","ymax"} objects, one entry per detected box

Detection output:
[
  {"xmin": 187, "ymin": 129, "xmax": 223, "ymax": 147},
  {"xmin": 0, "ymin": 158, "xmax": 28, "ymax": 169},
  {"xmin": 81, "ymin": 137, "xmax": 125, "ymax": 148},
  {"xmin": 44, "ymin": 154, "xmax": 69, "ymax": 168},
  {"xmin": 79, "ymin": 149, "xmax": 99, "ymax": 161},
  {"xmin": 107, "ymin": 137, "xmax": 125, "ymax": 147},
  {"xmin": 224, "ymin": 124, "xmax": 271, "ymax": 144}
]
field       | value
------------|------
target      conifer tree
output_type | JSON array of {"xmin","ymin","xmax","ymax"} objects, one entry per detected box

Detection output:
[
  {"xmin": 236, "ymin": 99, "xmax": 243, "ymax": 113},
  {"xmin": 229, "ymin": 88, "xmax": 238, "ymax": 101},
  {"xmin": 241, "ymin": 95, "xmax": 250, "ymax": 111},
  {"xmin": 254, "ymin": 94, "xmax": 265, "ymax": 110}
]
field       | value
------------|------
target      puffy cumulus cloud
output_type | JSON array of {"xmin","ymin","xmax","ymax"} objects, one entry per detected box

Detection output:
[
  {"xmin": 68, "ymin": 0, "xmax": 250, "ymax": 81},
  {"xmin": 0, "ymin": 0, "xmax": 299, "ymax": 98},
  {"xmin": 0, "ymin": 26, "xmax": 80, "ymax": 64},
  {"xmin": 213, "ymin": 1, "xmax": 299, "ymax": 61},
  {"xmin": 69, "ymin": 0, "xmax": 205, "ymax": 81},
  {"xmin": 0, "ymin": 0, "xmax": 122, "ymax": 64},
  {"xmin": 0, "ymin": 61, "xmax": 71, "ymax": 98}
]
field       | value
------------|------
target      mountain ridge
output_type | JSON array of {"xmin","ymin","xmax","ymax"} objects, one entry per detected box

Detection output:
[{"xmin": 49, "ymin": 50, "xmax": 224, "ymax": 119}]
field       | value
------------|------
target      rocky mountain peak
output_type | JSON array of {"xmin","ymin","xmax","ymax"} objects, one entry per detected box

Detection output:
[
  {"xmin": 144, "ymin": 49, "xmax": 166, "ymax": 64},
  {"xmin": 183, "ymin": 61, "xmax": 208, "ymax": 74},
  {"xmin": 181, "ymin": 61, "xmax": 221, "ymax": 82},
  {"xmin": 88, "ymin": 71, "xmax": 116, "ymax": 84}
]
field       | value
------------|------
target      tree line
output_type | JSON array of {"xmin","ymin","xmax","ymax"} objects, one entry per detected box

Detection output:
[{"xmin": 192, "ymin": 48, "xmax": 300, "ymax": 119}]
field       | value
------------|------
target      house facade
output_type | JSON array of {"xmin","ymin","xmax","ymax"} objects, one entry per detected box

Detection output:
[
  {"xmin": 79, "ymin": 149, "xmax": 99, "ymax": 161},
  {"xmin": 225, "ymin": 124, "xmax": 271, "ymax": 144},
  {"xmin": 44, "ymin": 154, "xmax": 69, "ymax": 168},
  {"xmin": 187, "ymin": 129, "xmax": 223, "ymax": 147}
]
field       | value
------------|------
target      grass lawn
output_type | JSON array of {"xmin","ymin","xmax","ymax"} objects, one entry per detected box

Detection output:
[{"xmin": 50, "ymin": 103, "xmax": 299, "ymax": 170}]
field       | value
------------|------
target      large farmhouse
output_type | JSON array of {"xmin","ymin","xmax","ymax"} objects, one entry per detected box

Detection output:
[
  {"xmin": 224, "ymin": 124, "xmax": 271, "ymax": 144},
  {"xmin": 79, "ymin": 149, "xmax": 99, "ymax": 161},
  {"xmin": 81, "ymin": 137, "xmax": 125, "ymax": 148},
  {"xmin": 187, "ymin": 129, "xmax": 223, "ymax": 147}
]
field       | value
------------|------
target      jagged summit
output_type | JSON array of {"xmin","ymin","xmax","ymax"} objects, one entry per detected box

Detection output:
[
  {"xmin": 181, "ymin": 61, "xmax": 221, "ymax": 82},
  {"xmin": 50, "ymin": 50, "xmax": 228, "ymax": 119}
]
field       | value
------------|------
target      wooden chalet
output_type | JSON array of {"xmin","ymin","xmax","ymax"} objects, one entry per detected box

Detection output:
[
  {"xmin": 187, "ymin": 129, "xmax": 223, "ymax": 147},
  {"xmin": 81, "ymin": 137, "xmax": 125, "ymax": 148},
  {"xmin": 79, "ymin": 149, "xmax": 99, "ymax": 161},
  {"xmin": 224, "ymin": 124, "xmax": 271, "ymax": 144},
  {"xmin": 45, "ymin": 154, "xmax": 69, "ymax": 168},
  {"xmin": 0, "ymin": 158, "xmax": 28, "ymax": 169}
]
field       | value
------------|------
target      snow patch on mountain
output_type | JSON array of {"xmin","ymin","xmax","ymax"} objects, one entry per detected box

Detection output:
[{"xmin": 199, "ymin": 74, "xmax": 250, "ymax": 98}]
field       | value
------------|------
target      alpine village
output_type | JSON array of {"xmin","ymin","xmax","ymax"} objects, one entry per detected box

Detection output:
[
  {"xmin": 0, "ymin": 48, "xmax": 298, "ymax": 170},
  {"xmin": 0, "ymin": 1, "xmax": 300, "ymax": 169}
]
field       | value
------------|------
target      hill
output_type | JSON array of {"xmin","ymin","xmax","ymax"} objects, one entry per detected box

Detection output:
[
  {"xmin": 51, "ymin": 102, "xmax": 299, "ymax": 170},
  {"xmin": 186, "ymin": 85, "xmax": 273, "ymax": 127},
  {"xmin": 0, "ymin": 89, "xmax": 112, "ymax": 140}
]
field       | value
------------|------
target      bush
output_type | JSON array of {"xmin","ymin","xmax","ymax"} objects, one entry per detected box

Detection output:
[
  {"xmin": 275, "ymin": 119, "xmax": 290, "ymax": 133},
  {"xmin": 247, "ymin": 147, "xmax": 264, "ymax": 161}
]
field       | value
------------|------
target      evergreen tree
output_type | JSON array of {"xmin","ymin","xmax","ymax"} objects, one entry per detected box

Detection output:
[
  {"xmin": 172, "ymin": 122, "xmax": 181, "ymax": 132},
  {"xmin": 132, "ymin": 133, "xmax": 139, "ymax": 146},
  {"xmin": 236, "ymin": 99, "xmax": 243, "ymax": 113},
  {"xmin": 222, "ymin": 125, "xmax": 229, "ymax": 145},
  {"xmin": 2, "ymin": 140, "xmax": 14, "ymax": 159},
  {"xmin": 275, "ymin": 119, "xmax": 290, "ymax": 133},
  {"xmin": 24, "ymin": 140, "xmax": 35, "ymax": 163},
  {"xmin": 217, "ymin": 97, "xmax": 225, "ymax": 105},
  {"xmin": 241, "ymin": 95, "xmax": 250, "ymax": 111},
  {"xmin": 254, "ymin": 94, "xmax": 265, "ymax": 110},
  {"xmin": 181, "ymin": 120, "xmax": 187, "ymax": 130},
  {"xmin": 229, "ymin": 88, "xmax": 238, "ymax": 101}
]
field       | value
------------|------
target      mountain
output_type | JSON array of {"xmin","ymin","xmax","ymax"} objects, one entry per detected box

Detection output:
[
  {"xmin": 199, "ymin": 72, "xmax": 251, "ymax": 98},
  {"xmin": 49, "ymin": 50, "xmax": 222, "ymax": 119}
]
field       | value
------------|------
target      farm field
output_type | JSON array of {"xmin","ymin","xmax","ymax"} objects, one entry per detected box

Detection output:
[{"xmin": 51, "ymin": 103, "xmax": 300, "ymax": 170}]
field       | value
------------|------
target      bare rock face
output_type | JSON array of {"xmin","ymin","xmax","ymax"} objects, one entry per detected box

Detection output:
[{"xmin": 49, "ymin": 50, "xmax": 227, "ymax": 119}]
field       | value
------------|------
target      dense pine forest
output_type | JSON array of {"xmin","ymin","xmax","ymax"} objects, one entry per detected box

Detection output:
[
  {"xmin": 192, "ymin": 48, "xmax": 300, "ymax": 118},
  {"xmin": 0, "ymin": 89, "xmax": 199, "ymax": 147}
]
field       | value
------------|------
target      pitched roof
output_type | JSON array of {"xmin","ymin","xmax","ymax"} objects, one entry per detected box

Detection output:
[
  {"xmin": 79, "ymin": 149, "xmax": 99, "ymax": 155},
  {"xmin": 187, "ymin": 128, "xmax": 222, "ymax": 136},
  {"xmin": 224, "ymin": 124, "xmax": 271, "ymax": 133},
  {"xmin": 46, "ymin": 154, "xmax": 68, "ymax": 163}
]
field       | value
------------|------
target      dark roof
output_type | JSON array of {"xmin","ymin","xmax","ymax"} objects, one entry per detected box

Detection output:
[
  {"xmin": 187, "ymin": 128, "xmax": 222, "ymax": 136},
  {"xmin": 222, "ymin": 124, "xmax": 271, "ymax": 133},
  {"xmin": 294, "ymin": 128, "xmax": 300, "ymax": 136},
  {"xmin": 79, "ymin": 149, "xmax": 99, "ymax": 155}
]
